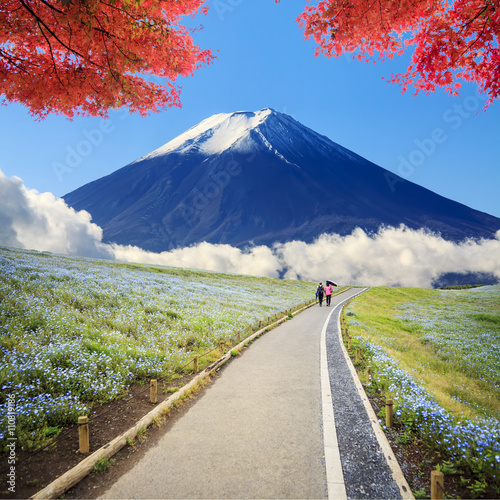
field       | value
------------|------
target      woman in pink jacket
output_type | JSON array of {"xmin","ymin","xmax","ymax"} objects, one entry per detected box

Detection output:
[{"xmin": 324, "ymin": 284, "xmax": 333, "ymax": 306}]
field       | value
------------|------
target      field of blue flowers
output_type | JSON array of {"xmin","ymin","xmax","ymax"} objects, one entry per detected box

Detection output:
[
  {"xmin": 346, "ymin": 286, "xmax": 500, "ymax": 496},
  {"xmin": 0, "ymin": 247, "xmax": 315, "ymax": 450},
  {"xmin": 398, "ymin": 287, "xmax": 500, "ymax": 417}
]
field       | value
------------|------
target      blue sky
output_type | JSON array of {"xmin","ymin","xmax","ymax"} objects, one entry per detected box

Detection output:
[{"xmin": 1, "ymin": 0, "xmax": 499, "ymax": 218}]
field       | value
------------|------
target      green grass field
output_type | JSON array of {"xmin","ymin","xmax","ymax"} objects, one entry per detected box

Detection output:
[{"xmin": 347, "ymin": 286, "xmax": 500, "ymax": 420}]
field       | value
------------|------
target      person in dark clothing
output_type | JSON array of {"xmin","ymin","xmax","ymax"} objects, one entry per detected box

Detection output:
[{"xmin": 316, "ymin": 283, "xmax": 324, "ymax": 306}]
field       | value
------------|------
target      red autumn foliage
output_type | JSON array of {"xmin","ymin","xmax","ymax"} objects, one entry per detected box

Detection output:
[
  {"xmin": 292, "ymin": 0, "xmax": 500, "ymax": 107},
  {"xmin": 0, "ymin": 0, "xmax": 214, "ymax": 119}
]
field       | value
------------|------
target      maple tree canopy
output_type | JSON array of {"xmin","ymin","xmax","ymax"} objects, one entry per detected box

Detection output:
[
  {"xmin": 293, "ymin": 0, "xmax": 500, "ymax": 107},
  {"xmin": 0, "ymin": 0, "xmax": 214, "ymax": 118}
]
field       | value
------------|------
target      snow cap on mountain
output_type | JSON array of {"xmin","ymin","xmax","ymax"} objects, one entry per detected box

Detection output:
[
  {"xmin": 137, "ymin": 107, "xmax": 350, "ymax": 167},
  {"xmin": 143, "ymin": 108, "xmax": 277, "ymax": 159}
]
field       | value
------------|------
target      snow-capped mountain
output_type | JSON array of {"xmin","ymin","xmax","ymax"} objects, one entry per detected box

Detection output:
[{"xmin": 63, "ymin": 108, "xmax": 500, "ymax": 252}]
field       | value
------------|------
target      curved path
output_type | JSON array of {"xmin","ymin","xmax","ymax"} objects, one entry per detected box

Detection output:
[{"xmin": 102, "ymin": 288, "xmax": 410, "ymax": 499}]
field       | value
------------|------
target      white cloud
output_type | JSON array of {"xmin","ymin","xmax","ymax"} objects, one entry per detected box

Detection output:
[
  {"xmin": 0, "ymin": 170, "xmax": 113, "ymax": 259},
  {"xmin": 111, "ymin": 242, "xmax": 282, "ymax": 278},
  {"xmin": 1, "ymin": 170, "xmax": 499, "ymax": 287},
  {"xmin": 275, "ymin": 227, "xmax": 500, "ymax": 287}
]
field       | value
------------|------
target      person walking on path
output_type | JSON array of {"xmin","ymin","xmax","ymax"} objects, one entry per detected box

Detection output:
[
  {"xmin": 324, "ymin": 283, "xmax": 333, "ymax": 306},
  {"xmin": 316, "ymin": 282, "xmax": 324, "ymax": 306}
]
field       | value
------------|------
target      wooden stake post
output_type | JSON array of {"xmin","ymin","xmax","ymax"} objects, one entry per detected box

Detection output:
[
  {"xmin": 78, "ymin": 416, "xmax": 89, "ymax": 454},
  {"xmin": 150, "ymin": 379, "xmax": 158, "ymax": 404},
  {"xmin": 431, "ymin": 470, "xmax": 444, "ymax": 500}
]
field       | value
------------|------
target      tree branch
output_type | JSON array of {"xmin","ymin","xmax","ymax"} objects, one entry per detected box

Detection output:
[
  {"xmin": 377, "ymin": 0, "xmax": 387, "ymax": 32},
  {"xmin": 93, "ymin": 14, "xmax": 130, "ymax": 71},
  {"xmin": 19, "ymin": 0, "xmax": 84, "ymax": 59},
  {"xmin": 35, "ymin": 17, "xmax": 65, "ymax": 86},
  {"xmin": 461, "ymin": 4, "xmax": 490, "ymax": 33},
  {"xmin": 38, "ymin": 0, "xmax": 65, "ymax": 15},
  {"xmin": 99, "ymin": 0, "xmax": 140, "ymax": 22},
  {"xmin": 0, "ymin": 48, "xmax": 31, "ymax": 72},
  {"xmin": 358, "ymin": 0, "xmax": 380, "ymax": 21}
]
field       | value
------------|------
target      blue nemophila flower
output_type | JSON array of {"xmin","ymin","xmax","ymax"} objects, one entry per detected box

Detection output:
[
  {"xmin": 1, "ymin": 247, "xmax": 316, "ymax": 448},
  {"xmin": 358, "ymin": 338, "xmax": 500, "ymax": 485}
]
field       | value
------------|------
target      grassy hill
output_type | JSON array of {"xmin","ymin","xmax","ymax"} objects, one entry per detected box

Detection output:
[{"xmin": 0, "ymin": 246, "xmax": 315, "ymax": 449}]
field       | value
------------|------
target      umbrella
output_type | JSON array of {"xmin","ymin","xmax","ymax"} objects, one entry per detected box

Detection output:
[{"xmin": 326, "ymin": 280, "xmax": 337, "ymax": 287}]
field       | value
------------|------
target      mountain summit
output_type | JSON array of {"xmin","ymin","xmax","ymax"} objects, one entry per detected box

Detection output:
[
  {"xmin": 64, "ymin": 109, "xmax": 500, "ymax": 251},
  {"xmin": 138, "ymin": 108, "xmax": 348, "ymax": 161}
]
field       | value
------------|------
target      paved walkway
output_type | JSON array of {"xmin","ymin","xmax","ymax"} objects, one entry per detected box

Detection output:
[{"xmin": 102, "ymin": 289, "xmax": 406, "ymax": 499}]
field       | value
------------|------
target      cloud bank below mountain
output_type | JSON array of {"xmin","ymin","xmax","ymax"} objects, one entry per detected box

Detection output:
[{"xmin": 1, "ymin": 170, "xmax": 499, "ymax": 288}]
